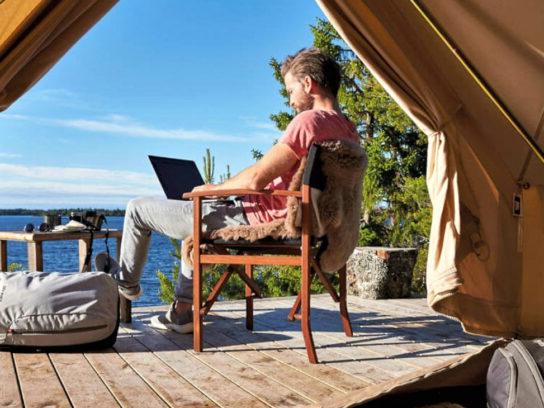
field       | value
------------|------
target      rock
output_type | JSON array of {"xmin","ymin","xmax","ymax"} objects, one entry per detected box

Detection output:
[{"xmin": 347, "ymin": 247, "xmax": 418, "ymax": 299}]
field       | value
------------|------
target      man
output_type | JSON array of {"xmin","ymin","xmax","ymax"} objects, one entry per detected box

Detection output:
[{"xmin": 95, "ymin": 48, "xmax": 359, "ymax": 333}]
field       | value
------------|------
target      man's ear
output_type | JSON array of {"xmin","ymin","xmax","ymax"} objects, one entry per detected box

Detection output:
[{"xmin": 302, "ymin": 75, "xmax": 313, "ymax": 93}]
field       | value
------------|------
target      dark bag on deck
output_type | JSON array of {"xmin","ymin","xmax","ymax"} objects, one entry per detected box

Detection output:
[
  {"xmin": 0, "ymin": 271, "xmax": 119, "ymax": 350},
  {"xmin": 487, "ymin": 339, "xmax": 544, "ymax": 408}
]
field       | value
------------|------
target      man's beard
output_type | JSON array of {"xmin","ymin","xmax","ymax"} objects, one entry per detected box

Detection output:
[{"xmin": 295, "ymin": 93, "xmax": 314, "ymax": 113}]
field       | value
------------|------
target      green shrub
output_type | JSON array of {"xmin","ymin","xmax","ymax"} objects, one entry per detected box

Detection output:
[{"xmin": 157, "ymin": 239, "xmax": 338, "ymax": 303}]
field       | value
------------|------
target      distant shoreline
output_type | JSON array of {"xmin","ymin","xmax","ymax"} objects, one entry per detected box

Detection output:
[{"xmin": 0, "ymin": 209, "xmax": 125, "ymax": 216}]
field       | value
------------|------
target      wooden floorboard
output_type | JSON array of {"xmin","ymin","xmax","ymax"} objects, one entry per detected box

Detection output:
[
  {"xmin": 1, "ymin": 296, "xmax": 493, "ymax": 408},
  {"xmin": 0, "ymin": 352, "xmax": 23, "ymax": 408},
  {"xmin": 114, "ymin": 335, "xmax": 218, "ymax": 407},
  {"xmin": 49, "ymin": 352, "xmax": 120, "ymax": 408},
  {"xmin": 209, "ymin": 307, "xmax": 396, "ymax": 383},
  {"xmin": 13, "ymin": 353, "xmax": 71, "ymax": 408},
  {"xmin": 85, "ymin": 349, "xmax": 169, "ymax": 408},
  {"xmin": 203, "ymin": 313, "xmax": 368, "ymax": 392},
  {"xmin": 121, "ymin": 321, "xmax": 270, "ymax": 408},
  {"xmin": 154, "ymin": 325, "xmax": 314, "ymax": 407}
]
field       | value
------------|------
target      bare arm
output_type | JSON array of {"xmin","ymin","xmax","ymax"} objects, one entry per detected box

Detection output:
[{"xmin": 193, "ymin": 143, "xmax": 298, "ymax": 193}]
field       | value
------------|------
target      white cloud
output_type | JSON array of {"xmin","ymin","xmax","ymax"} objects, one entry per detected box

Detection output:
[
  {"xmin": 0, "ymin": 153, "xmax": 21, "ymax": 158},
  {"xmin": 0, "ymin": 180, "xmax": 159, "ymax": 196},
  {"xmin": 240, "ymin": 116, "xmax": 281, "ymax": 132},
  {"xmin": 0, "ymin": 163, "xmax": 162, "ymax": 208},
  {"xmin": 0, "ymin": 163, "xmax": 156, "ymax": 184},
  {"xmin": 27, "ymin": 88, "xmax": 77, "ymax": 102},
  {"xmin": 3, "ymin": 113, "xmax": 260, "ymax": 143}
]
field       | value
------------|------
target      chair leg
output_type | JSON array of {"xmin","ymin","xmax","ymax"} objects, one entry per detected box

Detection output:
[
  {"xmin": 201, "ymin": 267, "xmax": 234, "ymax": 317},
  {"xmin": 339, "ymin": 265, "xmax": 353, "ymax": 337},
  {"xmin": 312, "ymin": 260, "xmax": 340, "ymax": 303},
  {"xmin": 288, "ymin": 293, "xmax": 301, "ymax": 321},
  {"xmin": 301, "ymin": 261, "xmax": 318, "ymax": 364},
  {"xmin": 245, "ymin": 264, "xmax": 253, "ymax": 331},
  {"xmin": 288, "ymin": 270, "xmax": 316, "ymax": 321}
]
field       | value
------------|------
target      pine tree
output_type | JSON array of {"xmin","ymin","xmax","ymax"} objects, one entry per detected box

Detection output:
[{"xmin": 269, "ymin": 19, "xmax": 431, "ymax": 294}]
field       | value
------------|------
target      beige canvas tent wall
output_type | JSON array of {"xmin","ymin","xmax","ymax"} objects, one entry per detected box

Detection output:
[
  {"xmin": 0, "ymin": 0, "xmax": 117, "ymax": 111},
  {"xmin": 317, "ymin": 0, "xmax": 544, "ymax": 339}
]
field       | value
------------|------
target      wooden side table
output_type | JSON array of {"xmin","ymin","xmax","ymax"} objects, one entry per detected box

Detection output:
[{"xmin": 0, "ymin": 229, "xmax": 131, "ymax": 323}]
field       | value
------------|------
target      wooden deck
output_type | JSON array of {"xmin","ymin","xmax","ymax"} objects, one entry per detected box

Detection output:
[{"xmin": 0, "ymin": 295, "xmax": 492, "ymax": 407}]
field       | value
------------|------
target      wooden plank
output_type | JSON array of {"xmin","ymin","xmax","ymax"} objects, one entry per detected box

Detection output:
[
  {"xmin": 79, "ymin": 238, "xmax": 92, "ymax": 272},
  {"xmin": 113, "ymin": 336, "xmax": 217, "ymax": 407},
  {"xmin": 131, "ymin": 295, "xmax": 484, "ymax": 382},
  {"xmin": 14, "ymin": 353, "xmax": 71, "ymax": 408},
  {"xmin": 49, "ymin": 353, "xmax": 119, "ymax": 408},
  {"xmin": 120, "ymin": 298, "xmax": 132, "ymax": 324},
  {"xmin": 0, "ymin": 352, "xmax": 23, "ymax": 407},
  {"xmin": 0, "ymin": 240, "xmax": 7, "ymax": 271},
  {"xmin": 120, "ymin": 323, "xmax": 269, "ymax": 408},
  {"xmin": 215, "ymin": 297, "xmax": 454, "ymax": 384},
  {"xmin": 85, "ymin": 349, "xmax": 168, "ymax": 408},
  {"xmin": 205, "ymin": 313, "xmax": 369, "ymax": 392},
  {"xmin": 200, "ymin": 320, "xmax": 349, "ymax": 403},
  {"xmin": 268, "ymin": 297, "xmax": 469, "ymax": 367},
  {"xmin": 0, "ymin": 230, "xmax": 122, "ymax": 242},
  {"xmin": 128, "ymin": 320, "xmax": 312, "ymax": 406},
  {"xmin": 170, "ymin": 301, "xmax": 395, "ymax": 384},
  {"xmin": 222, "ymin": 302, "xmax": 408, "ymax": 380},
  {"xmin": 159, "ymin": 327, "xmax": 312, "ymax": 406},
  {"xmin": 201, "ymin": 254, "xmax": 301, "ymax": 266},
  {"xmin": 344, "ymin": 297, "xmax": 488, "ymax": 349},
  {"xmin": 27, "ymin": 241, "xmax": 43, "ymax": 271}
]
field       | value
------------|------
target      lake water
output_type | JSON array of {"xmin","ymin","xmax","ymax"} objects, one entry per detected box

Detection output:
[{"xmin": 0, "ymin": 215, "xmax": 176, "ymax": 306}]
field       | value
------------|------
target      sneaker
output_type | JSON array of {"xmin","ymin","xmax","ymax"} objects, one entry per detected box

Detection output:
[
  {"xmin": 149, "ymin": 303, "xmax": 193, "ymax": 334},
  {"xmin": 94, "ymin": 252, "xmax": 142, "ymax": 301}
]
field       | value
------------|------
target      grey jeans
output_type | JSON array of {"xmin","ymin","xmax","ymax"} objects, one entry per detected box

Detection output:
[{"xmin": 118, "ymin": 196, "xmax": 249, "ymax": 303}]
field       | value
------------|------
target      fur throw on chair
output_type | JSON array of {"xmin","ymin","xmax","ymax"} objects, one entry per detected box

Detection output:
[{"xmin": 183, "ymin": 139, "xmax": 367, "ymax": 273}]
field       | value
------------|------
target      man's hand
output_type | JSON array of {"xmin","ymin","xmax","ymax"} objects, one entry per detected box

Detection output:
[{"xmin": 191, "ymin": 184, "xmax": 216, "ymax": 193}]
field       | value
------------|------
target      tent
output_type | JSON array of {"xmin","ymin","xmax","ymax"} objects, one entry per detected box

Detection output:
[
  {"xmin": 315, "ymin": 0, "xmax": 543, "ymax": 405},
  {"xmin": 1, "ymin": 0, "xmax": 543, "ymax": 404},
  {"xmin": 0, "ymin": 0, "xmax": 117, "ymax": 111},
  {"xmin": 317, "ymin": 0, "xmax": 544, "ymax": 338}
]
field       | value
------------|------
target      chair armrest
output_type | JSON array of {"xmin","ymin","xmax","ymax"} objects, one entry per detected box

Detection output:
[{"xmin": 182, "ymin": 189, "xmax": 302, "ymax": 199}]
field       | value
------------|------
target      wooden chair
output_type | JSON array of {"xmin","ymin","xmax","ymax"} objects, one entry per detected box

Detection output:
[{"xmin": 182, "ymin": 144, "xmax": 356, "ymax": 364}]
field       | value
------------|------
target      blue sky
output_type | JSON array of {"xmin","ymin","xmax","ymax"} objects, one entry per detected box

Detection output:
[{"xmin": 0, "ymin": 1, "xmax": 327, "ymax": 209}]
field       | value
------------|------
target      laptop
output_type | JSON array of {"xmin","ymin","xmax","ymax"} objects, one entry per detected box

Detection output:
[{"xmin": 148, "ymin": 155, "xmax": 204, "ymax": 200}]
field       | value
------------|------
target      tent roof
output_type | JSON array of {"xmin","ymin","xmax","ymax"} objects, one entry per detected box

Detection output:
[
  {"xmin": 319, "ymin": 0, "xmax": 544, "ymax": 187},
  {"xmin": 0, "ymin": 0, "xmax": 117, "ymax": 111}
]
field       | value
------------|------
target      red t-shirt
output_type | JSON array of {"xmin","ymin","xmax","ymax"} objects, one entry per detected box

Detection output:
[{"xmin": 241, "ymin": 109, "xmax": 359, "ymax": 225}]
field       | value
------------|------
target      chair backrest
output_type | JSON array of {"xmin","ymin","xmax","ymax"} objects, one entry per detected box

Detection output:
[
  {"xmin": 302, "ymin": 140, "xmax": 367, "ymax": 273},
  {"xmin": 302, "ymin": 144, "xmax": 326, "ymax": 191}
]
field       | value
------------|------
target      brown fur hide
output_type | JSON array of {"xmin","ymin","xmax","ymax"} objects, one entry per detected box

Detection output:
[{"xmin": 183, "ymin": 139, "xmax": 367, "ymax": 273}]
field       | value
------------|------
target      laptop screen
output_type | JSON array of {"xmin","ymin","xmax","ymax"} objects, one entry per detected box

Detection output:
[{"xmin": 148, "ymin": 155, "xmax": 204, "ymax": 200}]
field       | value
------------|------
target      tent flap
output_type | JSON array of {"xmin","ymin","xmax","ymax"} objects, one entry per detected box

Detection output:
[
  {"xmin": 316, "ymin": 0, "xmax": 544, "ymax": 338},
  {"xmin": 0, "ymin": 0, "xmax": 117, "ymax": 111}
]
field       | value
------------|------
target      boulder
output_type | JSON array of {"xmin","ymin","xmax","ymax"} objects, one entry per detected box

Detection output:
[{"xmin": 347, "ymin": 247, "xmax": 418, "ymax": 299}]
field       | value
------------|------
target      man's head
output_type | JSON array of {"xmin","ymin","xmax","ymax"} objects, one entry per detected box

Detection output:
[{"xmin": 281, "ymin": 48, "xmax": 341, "ymax": 113}]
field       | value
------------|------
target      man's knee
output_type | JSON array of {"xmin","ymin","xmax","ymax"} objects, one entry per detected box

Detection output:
[{"xmin": 126, "ymin": 197, "xmax": 148, "ymax": 217}]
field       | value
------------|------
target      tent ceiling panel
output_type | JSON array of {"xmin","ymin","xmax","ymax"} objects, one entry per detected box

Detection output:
[
  {"xmin": 360, "ymin": 0, "xmax": 542, "ymax": 188},
  {"xmin": 420, "ymin": 0, "xmax": 544, "ymax": 184},
  {"xmin": 0, "ymin": 0, "xmax": 117, "ymax": 111},
  {"xmin": 0, "ymin": 0, "xmax": 47, "ymax": 58}
]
